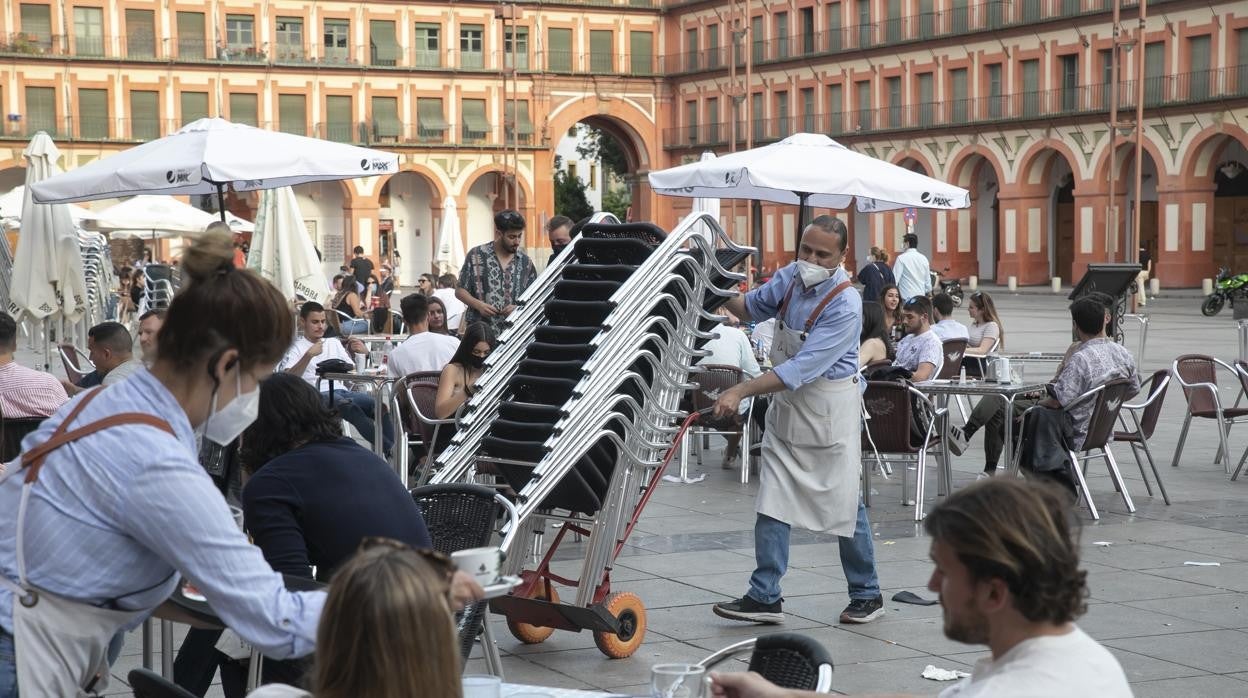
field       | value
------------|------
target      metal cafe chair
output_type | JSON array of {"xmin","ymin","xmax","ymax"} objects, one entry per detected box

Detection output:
[
  {"xmin": 861, "ymin": 380, "xmax": 948, "ymax": 521},
  {"xmin": 1170, "ymin": 354, "xmax": 1248, "ymax": 474},
  {"xmin": 698, "ymin": 632, "xmax": 834, "ymax": 693},
  {"xmin": 1112, "ymin": 369, "xmax": 1172, "ymax": 504},
  {"xmin": 681, "ymin": 364, "xmax": 756, "ymax": 483}
]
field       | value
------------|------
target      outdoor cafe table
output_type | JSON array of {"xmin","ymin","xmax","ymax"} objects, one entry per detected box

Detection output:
[
  {"xmin": 915, "ymin": 379, "xmax": 1048, "ymax": 493},
  {"xmin": 316, "ymin": 370, "xmax": 404, "ymax": 476}
]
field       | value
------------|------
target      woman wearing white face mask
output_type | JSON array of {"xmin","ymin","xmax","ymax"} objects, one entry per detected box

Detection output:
[{"xmin": 0, "ymin": 232, "xmax": 327, "ymax": 698}]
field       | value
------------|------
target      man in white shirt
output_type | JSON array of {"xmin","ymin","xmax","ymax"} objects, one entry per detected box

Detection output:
[
  {"xmin": 892, "ymin": 232, "xmax": 932, "ymax": 301},
  {"xmin": 281, "ymin": 301, "xmax": 392, "ymax": 454},
  {"xmin": 930, "ymin": 293, "xmax": 970, "ymax": 342},
  {"xmin": 709, "ymin": 479, "xmax": 1132, "ymax": 698},
  {"xmin": 695, "ymin": 316, "xmax": 763, "ymax": 470},
  {"xmin": 388, "ymin": 293, "xmax": 460, "ymax": 378},
  {"xmin": 433, "ymin": 273, "xmax": 467, "ymax": 333},
  {"xmin": 892, "ymin": 296, "xmax": 943, "ymax": 381}
]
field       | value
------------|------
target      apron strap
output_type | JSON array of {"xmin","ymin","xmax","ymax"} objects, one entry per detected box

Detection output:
[{"xmin": 803, "ymin": 281, "xmax": 853, "ymax": 335}]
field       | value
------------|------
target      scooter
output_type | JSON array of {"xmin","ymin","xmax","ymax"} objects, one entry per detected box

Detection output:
[
  {"xmin": 931, "ymin": 269, "xmax": 964, "ymax": 306},
  {"xmin": 1201, "ymin": 267, "xmax": 1248, "ymax": 316}
]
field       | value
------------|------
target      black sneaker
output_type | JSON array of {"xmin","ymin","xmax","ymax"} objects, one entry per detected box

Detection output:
[
  {"xmin": 839, "ymin": 596, "xmax": 885, "ymax": 624},
  {"xmin": 947, "ymin": 426, "xmax": 969, "ymax": 457},
  {"xmin": 712, "ymin": 596, "xmax": 784, "ymax": 624}
]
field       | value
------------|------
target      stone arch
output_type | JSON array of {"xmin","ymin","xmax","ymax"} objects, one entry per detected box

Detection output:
[
  {"xmin": 365, "ymin": 164, "xmax": 448, "ymax": 208},
  {"xmin": 889, "ymin": 149, "xmax": 936, "ymax": 177},
  {"xmin": 372, "ymin": 168, "xmax": 449, "ymax": 281},
  {"xmin": 0, "ymin": 161, "xmax": 26, "ymax": 194},
  {"xmin": 947, "ymin": 146, "xmax": 1007, "ymax": 283},
  {"xmin": 1180, "ymin": 123, "xmax": 1248, "ymax": 181},
  {"xmin": 459, "ymin": 163, "xmax": 535, "ymax": 250},
  {"xmin": 1091, "ymin": 133, "xmax": 1172, "ymax": 184},
  {"xmin": 1015, "ymin": 139, "xmax": 1083, "ymax": 187}
]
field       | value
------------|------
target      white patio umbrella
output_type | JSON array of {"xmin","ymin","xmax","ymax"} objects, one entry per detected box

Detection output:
[
  {"xmin": 0, "ymin": 185, "xmax": 93, "ymax": 227},
  {"xmin": 30, "ymin": 117, "xmax": 399, "ymax": 219},
  {"xmin": 86, "ymin": 195, "xmax": 222, "ymax": 239},
  {"xmin": 434, "ymin": 196, "xmax": 464, "ymax": 275},
  {"xmin": 689, "ymin": 151, "xmax": 721, "ymax": 242},
  {"xmin": 248, "ymin": 186, "xmax": 331, "ymax": 304}
]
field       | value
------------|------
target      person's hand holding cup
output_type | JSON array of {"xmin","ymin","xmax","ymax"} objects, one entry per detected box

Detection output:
[{"xmin": 451, "ymin": 546, "xmax": 505, "ymax": 587}]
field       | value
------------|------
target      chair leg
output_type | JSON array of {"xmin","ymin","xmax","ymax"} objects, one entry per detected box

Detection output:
[
  {"xmin": 955, "ymin": 395, "xmax": 970, "ymax": 423},
  {"xmin": 913, "ymin": 453, "xmax": 927, "ymax": 522},
  {"xmin": 739, "ymin": 426, "xmax": 749, "ymax": 485},
  {"xmin": 1217, "ymin": 417, "xmax": 1233, "ymax": 474},
  {"xmin": 679, "ymin": 428, "xmax": 690, "ymax": 482},
  {"xmin": 1231, "ymin": 442, "xmax": 1248, "ymax": 481},
  {"xmin": 1170, "ymin": 414, "xmax": 1193, "ymax": 468},
  {"xmin": 1140, "ymin": 439, "xmax": 1170, "ymax": 504},
  {"xmin": 862, "ymin": 458, "xmax": 872, "ymax": 508},
  {"xmin": 1103, "ymin": 447, "xmax": 1135, "ymax": 513},
  {"xmin": 1129, "ymin": 442, "xmax": 1154, "ymax": 497},
  {"xmin": 1069, "ymin": 451, "xmax": 1100, "ymax": 520},
  {"xmin": 481, "ymin": 619, "xmax": 505, "ymax": 679}
]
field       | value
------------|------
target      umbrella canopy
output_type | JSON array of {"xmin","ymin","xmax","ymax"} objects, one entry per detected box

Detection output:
[
  {"xmin": 648, "ymin": 133, "xmax": 970, "ymax": 213},
  {"xmin": 87, "ymin": 195, "xmax": 225, "ymax": 238},
  {"xmin": 0, "ymin": 186, "xmax": 93, "ymax": 228},
  {"xmin": 30, "ymin": 117, "xmax": 399, "ymax": 215},
  {"xmin": 248, "ymin": 186, "xmax": 331, "ymax": 304},
  {"xmin": 434, "ymin": 196, "xmax": 464, "ymax": 275},
  {"xmin": 6, "ymin": 133, "xmax": 87, "ymax": 322},
  {"xmin": 689, "ymin": 151, "xmax": 721, "ymax": 242}
]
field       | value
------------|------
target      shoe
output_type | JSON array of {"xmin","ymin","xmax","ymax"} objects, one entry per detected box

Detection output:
[
  {"xmin": 839, "ymin": 596, "xmax": 885, "ymax": 624},
  {"xmin": 947, "ymin": 426, "xmax": 969, "ymax": 456},
  {"xmin": 722, "ymin": 455, "xmax": 738, "ymax": 471},
  {"xmin": 713, "ymin": 596, "xmax": 784, "ymax": 624}
]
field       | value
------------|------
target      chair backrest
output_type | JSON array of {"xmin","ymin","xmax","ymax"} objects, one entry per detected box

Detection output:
[
  {"xmin": 58, "ymin": 343, "xmax": 89, "ymax": 384},
  {"xmin": 1236, "ymin": 361, "xmax": 1248, "ymax": 403},
  {"xmin": 0, "ymin": 415, "xmax": 44, "ymax": 463},
  {"xmin": 404, "ymin": 380, "xmax": 444, "ymax": 445},
  {"xmin": 936, "ymin": 338, "xmax": 968, "ymax": 380},
  {"xmin": 747, "ymin": 632, "xmax": 834, "ymax": 692},
  {"xmin": 128, "ymin": 668, "xmax": 199, "ymax": 698},
  {"xmin": 1173, "ymin": 354, "xmax": 1219, "ymax": 414},
  {"xmin": 862, "ymin": 381, "xmax": 917, "ymax": 454},
  {"xmin": 1137, "ymin": 369, "xmax": 1171, "ymax": 440},
  {"xmin": 1081, "ymin": 378, "xmax": 1135, "ymax": 450},
  {"xmin": 689, "ymin": 364, "xmax": 744, "ymax": 429},
  {"xmin": 410, "ymin": 483, "xmax": 500, "ymax": 555}
]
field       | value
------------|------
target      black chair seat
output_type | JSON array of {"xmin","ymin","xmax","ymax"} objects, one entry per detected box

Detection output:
[
  {"xmin": 561, "ymin": 264, "xmax": 638, "ymax": 283},
  {"xmin": 1113, "ymin": 431, "xmax": 1143, "ymax": 443},
  {"xmin": 580, "ymin": 221, "xmax": 667, "ymax": 245},
  {"xmin": 498, "ymin": 401, "xmax": 563, "ymax": 424},
  {"xmin": 1193, "ymin": 408, "xmax": 1248, "ymax": 419},
  {"xmin": 492, "ymin": 458, "xmax": 603, "ymax": 515},
  {"xmin": 509, "ymin": 375, "xmax": 579, "ymax": 405},
  {"xmin": 490, "ymin": 418, "xmax": 556, "ymax": 442},
  {"xmin": 481, "ymin": 435, "xmax": 548, "ymax": 463},
  {"xmin": 535, "ymin": 325, "xmax": 601, "ymax": 345},
  {"xmin": 526, "ymin": 341, "xmax": 596, "ymax": 362},
  {"xmin": 574, "ymin": 237, "xmax": 656, "ymax": 266},
  {"xmin": 544, "ymin": 299, "xmax": 615, "ymax": 326},
  {"xmin": 554, "ymin": 279, "xmax": 622, "ymax": 301},
  {"xmin": 517, "ymin": 358, "xmax": 586, "ymax": 382}
]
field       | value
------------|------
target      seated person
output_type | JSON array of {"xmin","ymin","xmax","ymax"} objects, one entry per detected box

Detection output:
[
  {"xmin": 0, "ymin": 311, "xmax": 69, "ymax": 421},
  {"xmin": 280, "ymin": 302, "xmax": 393, "ymax": 455},
  {"xmin": 433, "ymin": 273, "xmax": 467, "ymax": 333},
  {"xmin": 387, "ymin": 294, "xmax": 459, "ymax": 378},
  {"xmin": 950, "ymin": 296, "xmax": 1139, "ymax": 476},
  {"xmin": 137, "ymin": 309, "xmax": 166, "ymax": 365},
  {"xmin": 709, "ymin": 479, "xmax": 1131, "ymax": 698},
  {"xmin": 963, "ymin": 292, "xmax": 1004, "ymax": 377},
  {"xmin": 426, "ymin": 296, "xmax": 452, "ymax": 336},
  {"xmin": 63, "ymin": 321, "xmax": 144, "ymax": 395},
  {"xmin": 434, "ymin": 323, "xmax": 495, "ymax": 420},
  {"xmin": 892, "ymin": 296, "xmax": 942, "ymax": 381},
  {"xmin": 248, "ymin": 542, "xmax": 467, "ymax": 698},
  {"xmin": 750, "ymin": 317, "xmax": 775, "ymax": 360},
  {"xmin": 930, "ymin": 292, "xmax": 969, "ymax": 342},
  {"xmin": 328, "ymin": 275, "xmax": 369, "ymax": 336},
  {"xmin": 857, "ymin": 301, "xmax": 895, "ymax": 367},
  {"xmin": 695, "ymin": 313, "xmax": 763, "ymax": 470}
]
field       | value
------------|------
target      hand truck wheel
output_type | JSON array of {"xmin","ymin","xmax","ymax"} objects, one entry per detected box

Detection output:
[
  {"xmin": 506, "ymin": 572, "xmax": 560, "ymax": 644},
  {"xmin": 593, "ymin": 591, "xmax": 647, "ymax": 659}
]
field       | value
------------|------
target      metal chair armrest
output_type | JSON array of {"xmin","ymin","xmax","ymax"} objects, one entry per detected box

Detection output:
[
  {"xmin": 1123, "ymin": 373, "xmax": 1169, "ymax": 411},
  {"xmin": 696, "ymin": 638, "xmax": 757, "ymax": 671}
]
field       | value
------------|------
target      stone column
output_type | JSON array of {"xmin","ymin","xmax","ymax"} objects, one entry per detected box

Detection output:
[
  {"xmin": 994, "ymin": 183, "xmax": 1051, "ymax": 285},
  {"xmin": 1070, "ymin": 180, "xmax": 1120, "ymax": 283},
  {"xmin": 1154, "ymin": 178, "xmax": 1217, "ymax": 288}
]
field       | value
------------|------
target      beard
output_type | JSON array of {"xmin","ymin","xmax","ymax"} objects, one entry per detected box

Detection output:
[{"xmin": 942, "ymin": 601, "xmax": 990, "ymax": 645}]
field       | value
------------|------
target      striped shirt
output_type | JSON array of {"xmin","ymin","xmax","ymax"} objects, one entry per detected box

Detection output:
[
  {"xmin": 0, "ymin": 360, "xmax": 69, "ymax": 419},
  {"xmin": 0, "ymin": 369, "xmax": 324, "ymax": 658}
]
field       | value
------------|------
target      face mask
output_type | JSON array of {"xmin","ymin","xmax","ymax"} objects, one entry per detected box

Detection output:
[
  {"xmin": 795, "ymin": 259, "xmax": 831, "ymax": 289},
  {"xmin": 551, "ymin": 243, "xmax": 568, "ymax": 257},
  {"xmin": 205, "ymin": 369, "xmax": 261, "ymax": 446},
  {"xmin": 466, "ymin": 354, "xmax": 486, "ymax": 369}
]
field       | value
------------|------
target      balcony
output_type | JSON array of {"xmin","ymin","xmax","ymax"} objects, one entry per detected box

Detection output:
[{"xmin": 663, "ymin": 65, "xmax": 1248, "ymax": 149}]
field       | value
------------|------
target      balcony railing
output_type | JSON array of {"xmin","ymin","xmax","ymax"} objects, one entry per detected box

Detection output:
[{"xmin": 665, "ymin": 65, "xmax": 1248, "ymax": 148}]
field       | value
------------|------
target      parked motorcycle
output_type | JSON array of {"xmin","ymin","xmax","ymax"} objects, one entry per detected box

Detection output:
[
  {"xmin": 1201, "ymin": 267, "xmax": 1248, "ymax": 316},
  {"xmin": 931, "ymin": 269, "xmax": 964, "ymax": 306}
]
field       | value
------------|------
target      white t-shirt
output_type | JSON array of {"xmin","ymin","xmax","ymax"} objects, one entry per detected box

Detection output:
[
  {"xmin": 894, "ymin": 329, "xmax": 944, "ymax": 376},
  {"xmin": 432, "ymin": 287, "xmax": 467, "ymax": 331},
  {"xmin": 932, "ymin": 319, "xmax": 971, "ymax": 342},
  {"xmin": 279, "ymin": 336, "xmax": 353, "ymax": 389},
  {"xmin": 938, "ymin": 626, "xmax": 1131, "ymax": 698},
  {"xmin": 750, "ymin": 318, "xmax": 776, "ymax": 358},
  {"xmin": 387, "ymin": 331, "xmax": 460, "ymax": 378},
  {"xmin": 696, "ymin": 325, "xmax": 762, "ymax": 379}
]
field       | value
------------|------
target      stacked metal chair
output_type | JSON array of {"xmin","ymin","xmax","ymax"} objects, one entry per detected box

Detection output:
[
  {"xmin": 0, "ymin": 224, "xmax": 13, "ymax": 313},
  {"xmin": 431, "ymin": 213, "xmax": 752, "ymax": 657},
  {"xmin": 77, "ymin": 229, "xmax": 114, "ymax": 329}
]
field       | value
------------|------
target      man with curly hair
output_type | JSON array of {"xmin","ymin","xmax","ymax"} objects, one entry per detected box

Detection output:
[{"xmin": 709, "ymin": 479, "xmax": 1131, "ymax": 697}]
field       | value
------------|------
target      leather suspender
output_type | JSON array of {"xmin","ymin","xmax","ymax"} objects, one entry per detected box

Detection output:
[{"xmin": 777, "ymin": 279, "xmax": 854, "ymax": 338}]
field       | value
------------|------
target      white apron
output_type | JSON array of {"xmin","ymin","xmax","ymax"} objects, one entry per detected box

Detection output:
[
  {"xmin": 756, "ymin": 280, "xmax": 862, "ymax": 537},
  {"xmin": 0, "ymin": 388, "xmax": 174, "ymax": 697}
]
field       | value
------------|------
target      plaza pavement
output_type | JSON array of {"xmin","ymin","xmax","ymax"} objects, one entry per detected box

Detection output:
[{"xmin": 34, "ymin": 287, "xmax": 1247, "ymax": 696}]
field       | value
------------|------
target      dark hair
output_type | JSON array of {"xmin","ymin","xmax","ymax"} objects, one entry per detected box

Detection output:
[
  {"xmin": 400, "ymin": 293, "xmax": 430, "ymax": 326},
  {"xmin": 353, "ymin": 246, "xmax": 364, "ymax": 255},
  {"xmin": 138, "ymin": 309, "xmax": 166, "ymax": 323},
  {"xmin": 239, "ymin": 373, "xmax": 344, "ymax": 474},
  {"xmin": 859, "ymin": 302, "xmax": 895, "ymax": 360},
  {"xmin": 804, "ymin": 214, "xmax": 848, "ymax": 253},
  {"xmin": 157, "ymin": 231, "xmax": 293, "ymax": 371},
  {"xmin": 89, "ymin": 321, "xmax": 133, "ymax": 354},
  {"xmin": 426, "ymin": 296, "xmax": 449, "ymax": 334},
  {"xmin": 902, "ymin": 295, "xmax": 932, "ymax": 321},
  {"xmin": 546, "ymin": 215, "xmax": 573, "ymax": 233},
  {"xmin": 300, "ymin": 301, "xmax": 326, "ymax": 319},
  {"xmin": 924, "ymin": 478, "xmax": 1088, "ymax": 625},
  {"xmin": 449, "ymin": 323, "xmax": 495, "ymax": 369},
  {"xmin": 932, "ymin": 293, "xmax": 955, "ymax": 318},
  {"xmin": 1070, "ymin": 297, "xmax": 1108, "ymax": 336},
  {"xmin": 879, "ymin": 283, "xmax": 903, "ymax": 325},
  {"xmin": 903, "ymin": 232, "xmax": 919, "ymax": 249},
  {"xmin": 0, "ymin": 311, "xmax": 16, "ymax": 350},
  {"xmin": 437, "ymin": 273, "xmax": 457, "ymax": 288},
  {"xmin": 494, "ymin": 209, "xmax": 525, "ymax": 232}
]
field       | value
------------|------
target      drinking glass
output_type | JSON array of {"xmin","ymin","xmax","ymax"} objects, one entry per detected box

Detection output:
[
  {"xmin": 1009, "ymin": 363, "xmax": 1024, "ymax": 384},
  {"xmin": 650, "ymin": 663, "xmax": 706, "ymax": 698},
  {"xmin": 462, "ymin": 674, "xmax": 502, "ymax": 698}
]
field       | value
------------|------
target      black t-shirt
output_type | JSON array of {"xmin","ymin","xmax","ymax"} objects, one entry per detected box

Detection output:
[{"xmin": 348, "ymin": 257, "xmax": 374, "ymax": 286}]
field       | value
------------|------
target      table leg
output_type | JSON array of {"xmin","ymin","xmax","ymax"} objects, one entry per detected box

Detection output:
[
  {"xmin": 1005, "ymin": 393, "xmax": 1018, "ymax": 474},
  {"xmin": 160, "ymin": 619, "xmax": 174, "ymax": 678},
  {"xmin": 142, "ymin": 618, "xmax": 153, "ymax": 670}
]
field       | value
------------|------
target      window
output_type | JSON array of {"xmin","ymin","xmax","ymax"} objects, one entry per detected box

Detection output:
[
  {"xmin": 919, "ymin": 0, "xmax": 935, "ymax": 38},
  {"xmin": 589, "ymin": 165, "xmax": 597, "ymax": 188},
  {"xmin": 751, "ymin": 16, "xmax": 764, "ymax": 63},
  {"xmin": 707, "ymin": 25, "xmax": 720, "ymax": 69},
  {"xmin": 74, "ymin": 7, "xmax": 104, "ymax": 57},
  {"xmin": 828, "ymin": 3, "xmax": 843, "ymax": 52},
  {"xmin": 177, "ymin": 12, "xmax": 206, "ymax": 59},
  {"xmin": 504, "ymin": 27, "xmax": 529, "ymax": 70},
  {"xmin": 1238, "ymin": 29, "xmax": 1248, "ymax": 95},
  {"xmin": 323, "ymin": 19, "xmax": 350, "ymax": 63},
  {"xmin": 180, "ymin": 91, "xmax": 208, "ymax": 126},
  {"xmin": 1022, "ymin": 0, "xmax": 1041, "ymax": 22},
  {"xmin": 775, "ymin": 90, "xmax": 789, "ymax": 137},
  {"xmin": 589, "ymin": 30, "xmax": 613, "ymax": 72},
  {"xmin": 685, "ymin": 100, "xmax": 698, "ymax": 142},
  {"xmin": 886, "ymin": 76, "xmax": 901, "ymax": 127},
  {"xmin": 78, "ymin": 88, "xmax": 108, "ymax": 139},
  {"xmin": 776, "ymin": 12, "xmax": 789, "ymax": 59},
  {"xmin": 686, "ymin": 28, "xmax": 699, "ymax": 71},
  {"xmin": 856, "ymin": 79, "xmax": 871, "ymax": 130},
  {"xmin": 25, "ymin": 86, "xmax": 56, "ymax": 135},
  {"xmin": 885, "ymin": 0, "xmax": 901, "ymax": 43},
  {"xmin": 375, "ymin": 96, "xmax": 403, "ymax": 141},
  {"xmin": 275, "ymin": 18, "xmax": 304, "ymax": 61},
  {"xmin": 1144, "ymin": 42, "xmax": 1164, "ymax": 105},
  {"xmin": 415, "ymin": 98, "xmax": 447, "ymax": 141},
  {"xmin": 504, "ymin": 99, "xmax": 534, "ymax": 143},
  {"xmin": 1021, "ymin": 60, "xmax": 1040, "ymax": 116},
  {"xmin": 279, "ymin": 94, "xmax": 306, "ymax": 135},
  {"xmin": 414, "ymin": 23, "xmax": 440, "ymax": 67},
  {"xmin": 987, "ymin": 64, "xmax": 1003, "ymax": 118},
  {"xmin": 707, "ymin": 96, "xmax": 720, "ymax": 142},
  {"xmin": 630, "ymin": 31, "xmax": 653, "ymax": 74},
  {"xmin": 129, "ymin": 90, "xmax": 159, "ymax": 140},
  {"xmin": 228, "ymin": 93, "xmax": 257, "ymax": 127},
  {"xmin": 369, "ymin": 20, "xmax": 398, "ymax": 66},
  {"xmin": 1060, "ymin": 54, "xmax": 1079, "ymax": 111},
  {"xmin": 126, "ymin": 10, "xmax": 156, "ymax": 58},
  {"xmin": 461, "ymin": 99, "xmax": 489, "ymax": 142},
  {"xmin": 548, "ymin": 28, "xmax": 572, "ymax": 72},
  {"xmin": 1189, "ymin": 35, "xmax": 1211, "ymax": 100},
  {"xmin": 752, "ymin": 93, "xmax": 764, "ymax": 141},
  {"xmin": 857, "ymin": 0, "xmax": 872, "ymax": 48},
  {"xmin": 459, "ymin": 24, "xmax": 484, "ymax": 69},
  {"xmin": 325, "ymin": 95, "xmax": 353, "ymax": 142},
  {"xmin": 568, "ymin": 161, "xmax": 579, "ymax": 181},
  {"xmin": 950, "ymin": 68, "xmax": 968, "ymax": 121},
  {"xmin": 918, "ymin": 73, "xmax": 934, "ymax": 125},
  {"xmin": 800, "ymin": 7, "xmax": 815, "ymax": 54},
  {"xmin": 801, "ymin": 87, "xmax": 816, "ymax": 131},
  {"xmin": 951, "ymin": 0, "xmax": 969, "ymax": 33},
  {"xmin": 827, "ymin": 83, "xmax": 844, "ymax": 134},
  {"xmin": 19, "ymin": 4, "xmax": 52, "ymax": 51},
  {"xmin": 1098, "ymin": 50, "xmax": 1113, "ymax": 109},
  {"xmin": 225, "ymin": 14, "xmax": 254, "ymax": 54}
]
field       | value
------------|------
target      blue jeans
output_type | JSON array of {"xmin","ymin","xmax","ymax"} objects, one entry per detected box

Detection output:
[
  {"xmin": 747, "ymin": 498, "xmax": 881, "ymax": 604},
  {"xmin": 322, "ymin": 389, "xmax": 394, "ymax": 454},
  {"xmin": 338, "ymin": 318, "xmax": 369, "ymax": 335},
  {"xmin": 0, "ymin": 629, "xmax": 15, "ymax": 698}
]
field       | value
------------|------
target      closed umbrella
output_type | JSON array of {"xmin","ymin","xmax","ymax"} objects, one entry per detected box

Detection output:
[
  {"xmin": 434, "ymin": 196, "xmax": 464, "ymax": 275},
  {"xmin": 248, "ymin": 186, "xmax": 331, "ymax": 304},
  {"xmin": 689, "ymin": 151, "xmax": 721, "ymax": 242}
]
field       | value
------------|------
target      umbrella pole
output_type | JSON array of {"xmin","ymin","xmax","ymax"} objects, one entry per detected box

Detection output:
[
  {"xmin": 43, "ymin": 317, "xmax": 51, "ymax": 373},
  {"xmin": 216, "ymin": 183, "xmax": 227, "ymax": 223},
  {"xmin": 794, "ymin": 192, "xmax": 811, "ymax": 260},
  {"xmin": 751, "ymin": 200, "xmax": 763, "ymax": 278}
]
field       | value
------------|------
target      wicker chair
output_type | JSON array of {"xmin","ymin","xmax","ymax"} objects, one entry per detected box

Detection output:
[
  {"xmin": 0, "ymin": 406, "xmax": 43, "ymax": 463},
  {"xmin": 935, "ymin": 338, "xmax": 969, "ymax": 380},
  {"xmin": 128, "ymin": 668, "xmax": 198, "ymax": 698},
  {"xmin": 58, "ymin": 343, "xmax": 93, "ymax": 385},
  {"xmin": 1113, "ymin": 370, "xmax": 1171, "ymax": 504},
  {"xmin": 402, "ymin": 378, "xmax": 458, "ymax": 486},
  {"xmin": 680, "ymin": 364, "xmax": 755, "ymax": 483},
  {"xmin": 697, "ymin": 632, "xmax": 834, "ymax": 693},
  {"xmin": 1170, "ymin": 355, "xmax": 1248, "ymax": 474},
  {"xmin": 861, "ymin": 380, "xmax": 948, "ymax": 521}
]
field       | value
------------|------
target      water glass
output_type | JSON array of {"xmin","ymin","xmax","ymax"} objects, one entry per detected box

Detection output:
[
  {"xmin": 650, "ymin": 663, "xmax": 706, "ymax": 698},
  {"xmin": 1009, "ymin": 363, "xmax": 1024, "ymax": 384},
  {"xmin": 462, "ymin": 674, "xmax": 502, "ymax": 698}
]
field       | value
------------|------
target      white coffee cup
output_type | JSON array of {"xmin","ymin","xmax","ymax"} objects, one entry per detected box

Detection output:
[{"xmin": 451, "ymin": 547, "xmax": 505, "ymax": 586}]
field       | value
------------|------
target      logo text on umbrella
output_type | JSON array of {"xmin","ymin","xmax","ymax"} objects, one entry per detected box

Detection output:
[{"xmin": 165, "ymin": 169, "xmax": 193, "ymax": 184}]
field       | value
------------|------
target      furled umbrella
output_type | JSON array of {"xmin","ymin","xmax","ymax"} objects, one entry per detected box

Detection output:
[
  {"xmin": 248, "ymin": 186, "xmax": 331, "ymax": 304},
  {"xmin": 434, "ymin": 196, "xmax": 464, "ymax": 275}
]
